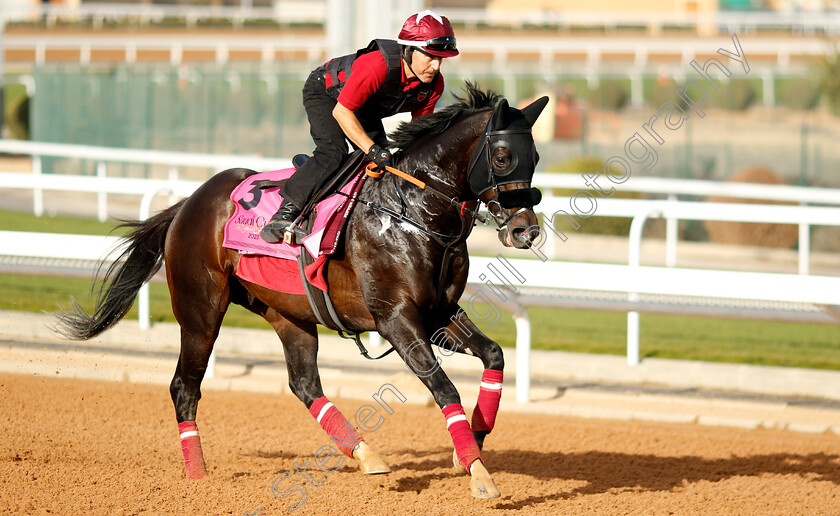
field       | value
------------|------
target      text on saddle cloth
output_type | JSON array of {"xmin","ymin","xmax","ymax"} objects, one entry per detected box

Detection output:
[
  {"xmin": 222, "ymin": 167, "xmax": 367, "ymax": 295},
  {"xmin": 222, "ymin": 167, "xmax": 366, "ymax": 260}
]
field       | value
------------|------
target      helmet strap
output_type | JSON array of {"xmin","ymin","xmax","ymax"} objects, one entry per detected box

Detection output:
[
  {"xmin": 401, "ymin": 47, "xmax": 422, "ymax": 80},
  {"xmin": 401, "ymin": 46, "xmax": 413, "ymax": 66}
]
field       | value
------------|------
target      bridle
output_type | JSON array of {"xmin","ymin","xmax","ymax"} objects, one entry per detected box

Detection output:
[
  {"xmin": 485, "ymin": 198, "xmax": 531, "ymax": 229},
  {"xmin": 359, "ymin": 107, "xmax": 542, "ymax": 241},
  {"xmin": 340, "ymin": 104, "xmax": 542, "ymax": 359},
  {"xmin": 465, "ymin": 110, "xmax": 542, "ymax": 234}
]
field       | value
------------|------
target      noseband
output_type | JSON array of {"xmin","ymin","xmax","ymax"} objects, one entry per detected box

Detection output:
[{"xmin": 486, "ymin": 199, "xmax": 531, "ymax": 228}]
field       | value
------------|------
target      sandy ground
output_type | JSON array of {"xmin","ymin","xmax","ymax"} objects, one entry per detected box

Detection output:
[{"xmin": 1, "ymin": 373, "xmax": 839, "ymax": 516}]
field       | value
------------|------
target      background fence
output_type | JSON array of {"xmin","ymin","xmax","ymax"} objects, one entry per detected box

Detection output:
[
  {"xmin": 3, "ymin": 140, "xmax": 840, "ymax": 402},
  {"xmin": 7, "ymin": 64, "xmax": 838, "ymax": 189}
]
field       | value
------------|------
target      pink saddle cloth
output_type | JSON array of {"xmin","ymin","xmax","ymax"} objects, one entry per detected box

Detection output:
[{"xmin": 222, "ymin": 168, "xmax": 366, "ymax": 294}]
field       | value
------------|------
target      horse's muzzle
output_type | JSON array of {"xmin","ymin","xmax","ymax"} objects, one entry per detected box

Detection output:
[{"xmin": 499, "ymin": 224, "xmax": 541, "ymax": 249}]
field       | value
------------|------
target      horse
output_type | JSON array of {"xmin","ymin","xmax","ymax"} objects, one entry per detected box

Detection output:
[{"xmin": 55, "ymin": 82, "xmax": 548, "ymax": 499}]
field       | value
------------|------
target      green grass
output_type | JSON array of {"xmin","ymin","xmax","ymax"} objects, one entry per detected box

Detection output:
[
  {"xmin": 0, "ymin": 209, "xmax": 130, "ymax": 236},
  {"xmin": 0, "ymin": 274, "xmax": 263, "ymax": 328},
  {"xmin": 473, "ymin": 305, "xmax": 840, "ymax": 370},
  {"xmin": 3, "ymin": 210, "xmax": 840, "ymax": 370},
  {"xmin": 5, "ymin": 272, "xmax": 840, "ymax": 371}
]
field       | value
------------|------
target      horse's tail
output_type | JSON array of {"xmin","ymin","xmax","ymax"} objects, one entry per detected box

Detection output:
[{"xmin": 54, "ymin": 200, "xmax": 185, "ymax": 340}]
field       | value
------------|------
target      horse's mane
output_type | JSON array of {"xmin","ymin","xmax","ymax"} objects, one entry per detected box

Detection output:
[{"xmin": 388, "ymin": 81, "xmax": 500, "ymax": 152}]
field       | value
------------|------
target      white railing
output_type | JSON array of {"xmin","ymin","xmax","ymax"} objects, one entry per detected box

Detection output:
[
  {"xmin": 2, "ymin": 1, "xmax": 325, "ymax": 29},
  {"xmin": 447, "ymin": 8, "xmax": 840, "ymax": 35},
  {"xmin": 470, "ymin": 197, "xmax": 840, "ymax": 402},
  {"xmin": 4, "ymin": 142, "xmax": 840, "ymax": 402},
  {"xmin": 534, "ymin": 172, "xmax": 840, "ymax": 205},
  {"xmin": 1, "ymin": 33, "xmax": 328, "ymax": 67},
  {"xmin": 0, "ymin": 229, "xmax": 148, "ymax": 324},
  {"xmin": 533, "ymin": 197, "xmax": 840, "ymax": 341},
  {"xmin": 7, "ymin": 206, "xmax": 839, "ymax": 404},
  {"xmin": 4, "ymin": 198, "xmax": 839, "ymax": 402},
  {"xmin": 2, "ymin": 31, "xmax": 820, "ymax": 72},
  {"xmin": 0, "ymin": 230, "xmax": 120, "ymax": 261},
  {"xmin": 0, "ymin": 140, "xmax": 291, "ymax": 222},
  {"xmin": 470, "ymin": 249, "xmax": 840, "ymax": 402},
  {"xmin": 536, "ymin": 173, "xmax": 840, "ymax": 275}
]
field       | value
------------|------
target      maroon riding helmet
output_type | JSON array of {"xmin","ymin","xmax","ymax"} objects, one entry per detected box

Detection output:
[{"xmin": 397, "ymin": 10, "xmax": 459, "ymax": 58}]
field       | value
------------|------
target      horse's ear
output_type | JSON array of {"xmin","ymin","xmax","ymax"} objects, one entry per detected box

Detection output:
[
  {"xmin": 520, "ymin": 96, "xmax": 550, "ymax": 127},
  {"xmin": 492, "ymin": 99, "xmax": 510, "ymax": 130}
]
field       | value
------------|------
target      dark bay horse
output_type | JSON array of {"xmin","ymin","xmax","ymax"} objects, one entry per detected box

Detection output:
[{"xmin": 56, "ymin": 83, "xmax": 548, "ymax": 499}]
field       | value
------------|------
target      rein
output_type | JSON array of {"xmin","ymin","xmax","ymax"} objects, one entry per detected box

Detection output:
[
  {"xmin": 360, "ymin": 163, "xmax": 481, "ymax": 307},
  {"xmin": 358, "ymin": 163, "xmax": 483, "ymax": 247},
  {"xmin": 365, "ymin": 163, "xmax": 488, "ymax": 223},
  {"xmin": 328, "ymin": 163, "xmax": 479, "ymax": 360}
]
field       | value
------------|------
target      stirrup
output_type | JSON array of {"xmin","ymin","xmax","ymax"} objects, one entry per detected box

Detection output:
[
  {"xmin": 260, "ymin": 224, "xmax": 287, "ymax": 244},
  {"xmin": 283, "ymin": 224, "xmax": 309, "ymax": 245}
]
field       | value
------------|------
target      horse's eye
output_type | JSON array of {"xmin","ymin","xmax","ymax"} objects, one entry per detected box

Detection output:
[{"xmin": 492, "ymin": 147, "xmax": 512, "ymax": 171}]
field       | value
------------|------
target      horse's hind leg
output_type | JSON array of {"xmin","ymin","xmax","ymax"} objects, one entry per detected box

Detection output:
[
  {"xmin": 268, "ymin": 314, "xmax": 390, "ymax": 475},
  {"xmin": 168, "ymin": 272, "xmax": 231, "ymax": 480}
]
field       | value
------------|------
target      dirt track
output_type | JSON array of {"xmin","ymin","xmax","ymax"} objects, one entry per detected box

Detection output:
[{"xmin": 1, "ymin": 373, "xmax": 839, "ymax": 515}]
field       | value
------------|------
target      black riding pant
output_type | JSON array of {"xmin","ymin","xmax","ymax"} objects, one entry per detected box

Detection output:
[{"xmin": 280, "ymin": 70, "xmax": 388, "ymax": 208}]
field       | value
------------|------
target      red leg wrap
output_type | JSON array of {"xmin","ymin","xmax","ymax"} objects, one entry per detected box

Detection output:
[
  {"xmin": 442, "ymin": 403, "xmax": 482, "ymax": 472},
  {"xmin": 309, "ymin": 396, "xmax": 363, "ymax": 457},
  {"xmin": 471, "ymin": 369, "xmax": 503, "ymax": 433},
  {"xmin": 178, "ymin": 421, "xmax": 207, "ymax": 480}
]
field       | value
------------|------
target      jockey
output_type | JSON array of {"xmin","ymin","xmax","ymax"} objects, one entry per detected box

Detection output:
[{"xmin": 260, "ymin": 10, "xmax": 459, "ymax": 243}]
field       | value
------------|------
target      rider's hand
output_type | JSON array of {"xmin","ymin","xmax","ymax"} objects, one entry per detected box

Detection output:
[{"xmin": 366, "ymin": 144, "xmax": 393, "ymax": 171}]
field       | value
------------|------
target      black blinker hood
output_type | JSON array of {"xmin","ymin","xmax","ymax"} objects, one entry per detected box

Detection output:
[{"xmin": 467, "ymin": 96, "xmax": 549, "ymax": 203}]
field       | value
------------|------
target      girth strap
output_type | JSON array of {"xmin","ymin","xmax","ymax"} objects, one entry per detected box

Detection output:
[
  {"xmin": 296, "ymin": 245, "xmax": 396, "ymax": 361},
  {"xmin": 296, "ymin": 252, "xmax": 332, "ymax": 329}
]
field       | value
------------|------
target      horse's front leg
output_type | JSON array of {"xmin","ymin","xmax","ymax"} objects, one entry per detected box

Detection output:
[
  {"xmin": 378, "ymin": 310, "xmax": 501, "ymax": 499},
  {"xmin": 429, "ymin": 307, "xmax": 505, "ymax": 452}
]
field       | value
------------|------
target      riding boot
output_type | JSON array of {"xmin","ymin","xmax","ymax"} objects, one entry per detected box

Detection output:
[{"xmin": 260, "ymin": 198, "xmax": 302, "ymax": 243}]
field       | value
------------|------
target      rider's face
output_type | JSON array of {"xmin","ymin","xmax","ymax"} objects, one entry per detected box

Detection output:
[{"xmin": 407, "ymin": 50, "xmax": 443, "ymax": 83}]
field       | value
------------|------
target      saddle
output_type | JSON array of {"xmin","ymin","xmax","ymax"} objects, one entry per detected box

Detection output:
[
  {"xmin": 267, "ymin": 150, "xmax": 366, "ymax": 244},
  {"xmin": 224, "ymin": 151, "xmax": 395, "ymax": 359}
]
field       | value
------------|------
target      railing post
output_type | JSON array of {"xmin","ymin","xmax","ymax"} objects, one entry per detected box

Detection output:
[
  {"xmin": 139, "ymin": 187, "xmax": 171, "ymax": 221},
  {"xmin": 799, "ymin": 226, "xmax": 810, "ymax": 275},
  {"xmin": 138, "ymin": 283, "xmax": 151, "ymax": 330},
  {"xmin": 665, "ymin": 194, "xmax": 678, "ymax": 267},
  {"xmin": 798, "ymin": 202, "xmax": 810, "ymax": 275},
  {"xmin": 96, "ymin": 160, "xmax": 108, "ymax": 222},
  {"xmin": 626, "ymin": 210, "xmax": 657, "ymax": 366},
  {"xmin": 136, "ymin": 187, "xmax": 172, "ymax": 330},
  {"xmin": 32, "ymin": 155, "xmax": 43, "ymax": 217},
  {"xmin": 514, "ymin": 306, "xmax": 531, "ymax": 403}
]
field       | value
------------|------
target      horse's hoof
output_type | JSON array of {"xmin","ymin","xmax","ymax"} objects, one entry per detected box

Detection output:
[
  {"xmin": 468, "ymin": 460, "xmax": 501, "ymax": 499},
  {"xmin": 452, "ymin": 448, "xmax": 467, "ymax": 474},
  {"xmin": 353, "ymin": 442, "xmax": 391, "ymax": 475},
  {"xmin": 360, "ymin": 458, "xmax": 391, "ymax": 475}
]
